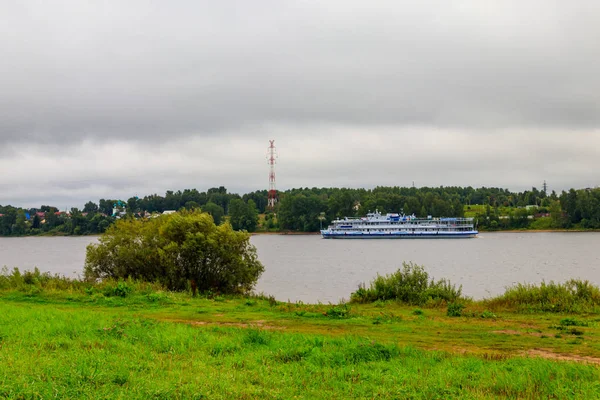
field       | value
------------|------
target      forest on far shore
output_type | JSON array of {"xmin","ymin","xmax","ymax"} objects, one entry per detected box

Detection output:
[{"xmin": 1, "ymin": 185, "xmax": 599, "ymax": 236}]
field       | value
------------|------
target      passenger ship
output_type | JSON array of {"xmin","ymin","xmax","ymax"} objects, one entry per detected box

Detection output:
[{"xmin": 321, "ymin": 211, "xmax": 478, "ymax": 239}]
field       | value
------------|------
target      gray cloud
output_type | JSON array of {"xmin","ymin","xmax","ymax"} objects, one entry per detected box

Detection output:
[
  {"xmin": 2, "ymin": 1, "xmax": 600, "ymax": 147},
  {"xmin": 1, "ymin": 1, "xmax": 599, "ymax": 207}
]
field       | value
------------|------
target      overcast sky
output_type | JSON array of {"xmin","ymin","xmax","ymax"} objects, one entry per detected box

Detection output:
[{"xmin": 1, "ymin": 1, "xmax": 599, "ymax": 208}]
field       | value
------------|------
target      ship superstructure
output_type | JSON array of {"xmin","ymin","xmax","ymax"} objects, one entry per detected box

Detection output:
[{"xmin": 321, "ymin": 211, "xmax": 478, "ymax": 239}]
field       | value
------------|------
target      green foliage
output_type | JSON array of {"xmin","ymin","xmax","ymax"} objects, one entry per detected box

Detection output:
[
  {"xmin": 350, "ymin": 262, "xmax": 463, "ymax": 305},
  {"xmin": 485, "ymin": 279, "xmax": 600, "ymax": 313},
  {"xmin": 277, "ymin": 193, "xmax": 327, "ymax": 232},
  {"xmin": 559, "ymin": 318, "xmax": 588, "ymax": 327},
  {"xmin": 228, "ymin": 198, "xmax": 258, "ymax": 232},
  {"xmin": 201, "ymin": 201, "xmax": 225, "ymax": 225},
  {"xmin": 0, "ymin": 267, "xmax": 84, "ymax": 292},
  {"xmin": 244, "ymin": 329, "xmax": 271, "ymax": 345},
  {"xmin": 0, "ymin": 267, "xmax": 166, "ymax": 295},
  {"xmin": 480, "ymin": 310, "xmax": 497, "ymax": 319},
  {"xmin": 4, "ymin": 298, "xmax": 600, "ymax": 399},
  {"xmin": 84, "ymin": 210, "xmax": 264, "ymax": 294},
  {"xmin": 3, "ymin": 185, "xmax": 600, "ymax": 236},
  {"xmin": 3, "ymin": 284, "xmax": 600, "ymax": 398},
  {"xmin": 447, "ymin": 302, "xmax": 465, "ymax": 317},
  {"xmin": 324, "ymin": 304, "xmax": 351, "ymax": 318},
  {"xmin": 103, "ymin": 280, "xmax": 133, "ymax": 297}
]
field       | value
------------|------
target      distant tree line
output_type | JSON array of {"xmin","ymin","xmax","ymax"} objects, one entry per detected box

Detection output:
[
  {"xmin": 1, "ymin": 185, "xmax": 600, "ymax": 236},
  {"xmin": 273, "ymin": 186, "xmax": 600, "ymax": 232}
]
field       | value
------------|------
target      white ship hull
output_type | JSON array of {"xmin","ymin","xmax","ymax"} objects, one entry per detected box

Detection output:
[
  {"xmin": 321, "ymin": 211, "xmax": 478, "ymax": 239},
  {"xmin": 321, "ymin": 231, "xmax": 478, "ymax": 239}
]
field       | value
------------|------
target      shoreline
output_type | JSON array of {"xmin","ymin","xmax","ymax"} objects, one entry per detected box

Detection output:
[
  {"xmin": 479, "ymin": 229, "xmax": 600, "ymax": 233},
  {"xmin": 251, "ymin": 231, "xmax": 320, "ymax": 236},
  {"xmin": 2, "ymin": 229, "xmax": 600, "ymax": 239},
  {"xmin": 252, "ymin": 229, "xmax": 600, "ymax": 235}
]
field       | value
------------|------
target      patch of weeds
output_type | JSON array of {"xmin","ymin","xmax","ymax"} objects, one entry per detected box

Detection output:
[
  {"xmin": 112, "ymin": 375, "xmax": 129, "ymax": 386},
  {"xmin": 482, "ymin": 353, "xmax": 510, "ymax": 361},
  {"xmin": 311, "ymin": 337, "xmax": 325, "ymax": 348},
  {"xmin": 104, "ymin": 281, "xmax": 132, "ymax": 298},
  {"xmin": 480, "ymin": 310, "xmax": 497, "ymax": 319},
  {"xmin": 294, "ymin": 310, "xmax": 306, "ymax": 317},
  {"xmin": 268, "ymin": 295, "xmax": 278, "ymax": 307},
  {"xmin": 412, "ymin": 308, "xmax": 424, "ymax": 316},
  {"xmin": 243, "ymin": 329, "xmax": 270, "ymax": 346},
  {"xmin": 98, "ymin": 320, "xmax": 130, "ymax": 339},
  {"xmin": 568, "ymin": 328, "xmax": 584, "ymax": 336},
  {"xmin": 297, "ymin": 312, "xmax": 322, "ymax": 319},
  {"xmin": 84, "ymin": 286, "xmax": 95, "ymax": 295},
  {"xmin": 554, "ymin": 334, "xmax": 562, "ymax": 339},
  {"xmin": 447, "ymin": 302, "xmax": 465, "ymax": 317},
  {"xmin": 373, "ymin": 300, "xmax": 386, "ymax": 308},
  {"xmin": 324, "ymin": 304, "xmax": 351, "ymax": 319},
  {"xmin": 244, "ymin": 299, "xmax": 256, "ymax": 306},
  {"xmin": 372, "ymin": 313, "xmax": 402, "ymax": 325},
  {"xmin": 273, "ymin": 348, "xmax": 310, "ymax": 363},
  {"xmin": 146, "ymin": 292, "xmax": 171, "ymax": 303},
  {"xmin": 210, "ymin": 342, "xmax": 239, "ymax": 357},
  {"xmin": 344, "ymin": 342, "xmax": 398, "ymax": 364},
  {"xmin": 24, "ymin": 286, "xmax": 43, "ymax": 297},
  {"xmin": 213, "ymin": 295, "xmax": 226, "ymax": 302},
  {"xmin": 560, "ymin": 318, "xmax": 588, "ymax": 327}
]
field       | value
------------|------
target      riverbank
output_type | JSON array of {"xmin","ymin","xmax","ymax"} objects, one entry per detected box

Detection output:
[
  {"xmin": 479, "ymin": 229, "xmax": 600, "ymax": 233},
  {"xmin": 3, "ymin": 227, "xmax": 599, "ymax": 238},
  {"xmin": 251, "ymin": 229, "xmax": 599, "ymax": 236},
  {"xmin": 1, "ymin": 285, "xmax": 600, "ymax": 398},
  {"xmin": 252, "ymin": 231, "xmax": 320, "ymax": 235}
]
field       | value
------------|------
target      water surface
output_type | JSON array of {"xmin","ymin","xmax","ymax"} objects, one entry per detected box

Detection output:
[{"xmin": 1, "ymin": 233, "xmax": 599, "ymax": 303}]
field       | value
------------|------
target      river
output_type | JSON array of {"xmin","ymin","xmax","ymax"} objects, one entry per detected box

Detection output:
[{"xmin": 1, "ymin": 233, "xmax": 599, "ymax": 303}]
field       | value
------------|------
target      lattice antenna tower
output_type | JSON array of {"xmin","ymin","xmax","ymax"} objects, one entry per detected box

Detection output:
[
  {"xmin": 267, "ymin": 140, "xmax": 278, "ymax": 209},
  {"xmin": 543, "ymin": 180, "xmax": 548, "ymax": 195}
]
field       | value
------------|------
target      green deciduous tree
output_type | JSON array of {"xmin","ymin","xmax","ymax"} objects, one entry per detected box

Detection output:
[
  {"xmin": 228, "ymin": 199, "xmax": 258, "ymax": 232},
  {"xmin": 83, "ymin": 201, "xmax": 99, "ymax": 214},
  {"xmin": 201, "ymin": 202, "xmax": 224, "ymax": 225},
  {"xmin": 84, "ymin": 210, "xmax": 264, "ymax": 293}
]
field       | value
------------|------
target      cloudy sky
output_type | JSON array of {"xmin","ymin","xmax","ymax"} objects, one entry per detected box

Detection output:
[{"xmin": 1, "ymin": 1, "xmax": 599, "ymax": 208}]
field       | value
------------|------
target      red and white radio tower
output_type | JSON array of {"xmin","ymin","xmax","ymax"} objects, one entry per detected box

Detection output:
[{"xmin": 267, "ymin": 140, "xmax": 278, "ymax": 209}]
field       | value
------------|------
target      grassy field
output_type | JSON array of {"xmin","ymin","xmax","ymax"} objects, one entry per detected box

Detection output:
[{"xmin": 2, "ymin": 279, "xmax": 600, "ymax": 399}]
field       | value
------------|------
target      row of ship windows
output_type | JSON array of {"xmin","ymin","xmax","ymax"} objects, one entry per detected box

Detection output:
[
  {"xmin": 339, "ymin": 223, "xmax": 471, "ymax": 227},
  {"xmin": 336, "ymin": 228, "xmax": 472, "ymax": 232}
]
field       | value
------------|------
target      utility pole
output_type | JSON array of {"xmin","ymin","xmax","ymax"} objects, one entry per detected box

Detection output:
[{"xmin": 267, "ymin": 140, "xmax": 278, "ymax": 210}]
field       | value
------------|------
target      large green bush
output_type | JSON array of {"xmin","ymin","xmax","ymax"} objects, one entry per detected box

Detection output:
[
  {"xmin": 84, "ymin": 210, "xmax": 264, "ymax": 294},
  {"xmin": 350, "ymin": 262, "xmax": 463, "ymax": 305}
]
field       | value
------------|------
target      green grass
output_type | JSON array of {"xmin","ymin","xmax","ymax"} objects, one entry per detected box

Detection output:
[
  {"xmin": 484, "ymin": 279, "xmax": 600, "ymax": 313},
  {"xmin": 3, "ymin": 267, "xmax": 600, "ymax": 398},
  {"xmin": 2, "ymin": 286, "xmax": 600, "ymax": 399}
]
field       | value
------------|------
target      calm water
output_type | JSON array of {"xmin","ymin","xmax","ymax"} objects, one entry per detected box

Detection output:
[{"xmin": 1, "ymin": 233, "xmax": 599, "ymax": 303}]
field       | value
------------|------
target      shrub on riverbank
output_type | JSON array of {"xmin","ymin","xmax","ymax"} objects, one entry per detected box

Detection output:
[
  {"xmin": 85, "ymin": 210, "xmax": 264, "ymax": 294},
  {"xmin": 350, "ymin": 262, "xmax": 463, "ymax": 305},
  {"xmin": 0, "ymin": 267, "xmax": 83, "ymax": 292},
  {"xmin": 0, "ymin": 267, "xmax": 165, "ymax": 296},
  {"xmin": 485, "ymin": 279, "xmax": 600, "ymax": 313}
]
